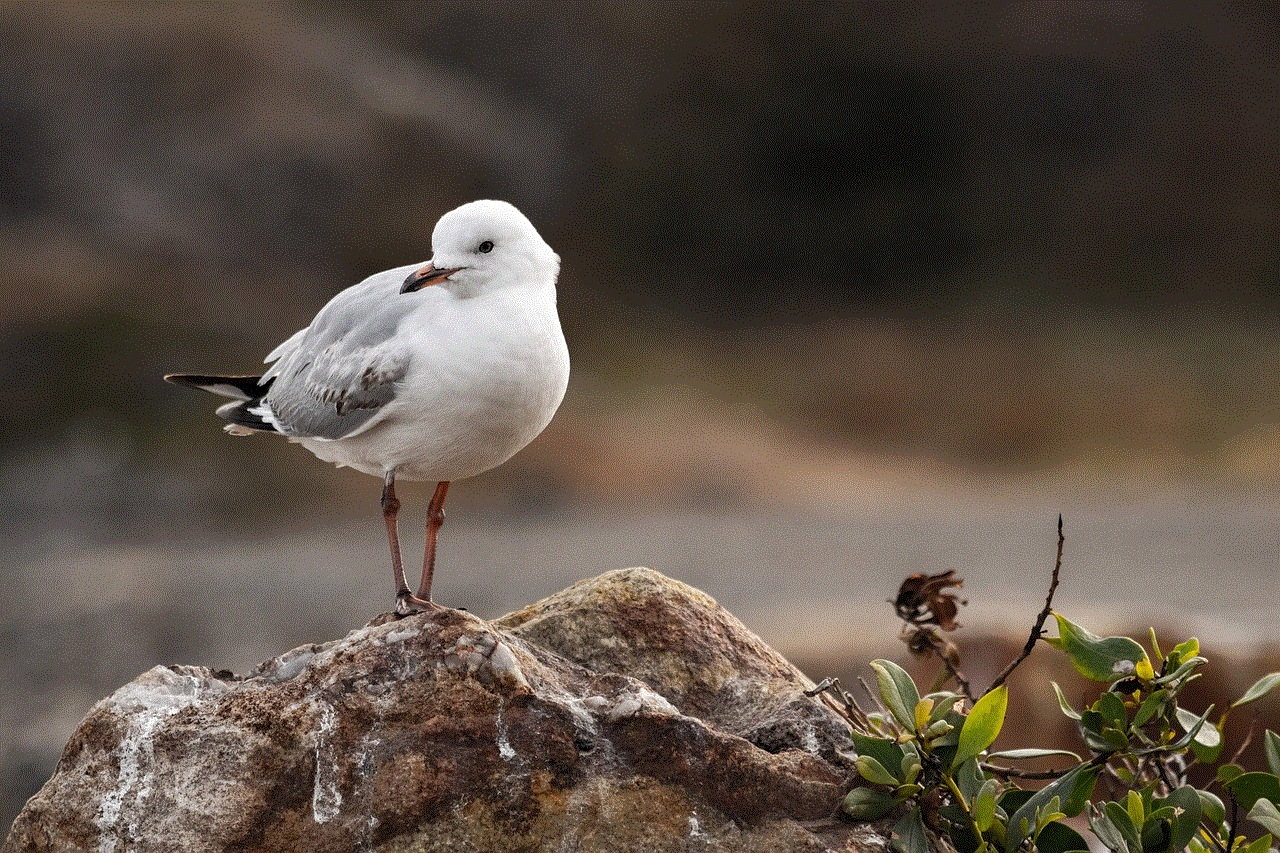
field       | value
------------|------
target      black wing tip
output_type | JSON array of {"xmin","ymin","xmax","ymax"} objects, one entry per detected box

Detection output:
[
  {"xmin": 215, "ymin": 399, "xmax": 281, "ymax": 433},
  {"xmin": 165, "ymin": 372, "xmax": 203, "ymax": 388},
  {"xmin": 165, "ymin": 373, "xmax": 272, "ymax": 399},
  {"xmin": 169, "ymin": 373, "xmax": 282, "ymax": 434}
]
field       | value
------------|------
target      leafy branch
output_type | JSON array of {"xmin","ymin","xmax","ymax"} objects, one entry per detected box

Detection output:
[{"xmin": 820, "ymin": 518, "xmax": 1280, "ymax": 853}]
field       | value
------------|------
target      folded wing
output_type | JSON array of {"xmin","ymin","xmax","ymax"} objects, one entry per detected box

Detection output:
[{"xmin": 169, "ymin": 264, "xmax": 421, "ymax": 441}]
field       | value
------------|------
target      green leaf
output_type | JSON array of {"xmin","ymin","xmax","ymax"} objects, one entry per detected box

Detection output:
[
  {"xmin": 1062, "ymin": 766, "xmax": 1101, "ymax": 817},
  {"xmin": 1125, "ymin": 790, "xmax": 1144, "ymax": 832},
  {"xmin": 1226, "ymin": 772, "xmax": 1280, "ymax": 813},
  {"xmin": 955, "ymin": 757, "xmax": 984, "ymax": 804},
  {"xmin": 1234, "ymin": 672, "xmax": 1280, "ymax": 708},
  {"xmin": 931, "ymin": 741, "xmax": 959, "ymax": 766},
  {"xmin": 953, "ymin": 685, "xmax": 1008, "ymax": 769},
  {"xmin": 1189, "ymin": 729, "xmax": 1224, "ymax": 763},
  {"xmin": 1198, "ymin": 789, "xmax": 1226, "ymax": 827},
  {"xmin": 871, "ymin": 660, "xmax": 921, "ymax": 731},
  {"xmin": 1007, "ymin": 763, "xmax": 1100, "ymax": 852},
  {"xmin": 1154, "ymin": 786, "xmax": 1203, "ymax": 852},
  {"xmin": 1160, "ymin": 705, "xmax": 1214, "ymax": 752},
  {"xmin": 940, "ymin": 798, "xmax": 976, "ymax": 845},
  {"xmin": 891, "ymin": 808, "xmax": 929, "ymax": 853},
  {"xmin": 1104, "ymin": 800, "xmax": 1142, "ymax": 852},
  {"xmin": 852, "ymin": 733, "xmax": 905, "ymax": 774},
  {"xmin": 1237, "ymin": 834, "xmax": 1274, "ymax": 853},
  {"xmin": 1089, "ymin": 808, "xmax": 1130, "ymax": 853},
  {"xmin": 899, "ymin": 751, "xmax": 922, "ymax": 785},
  {"xmin": 1051, "ymin": 613, "xmax": 1151, "ymax": 683},
  {"xmin": 1105, "ymin": 728, "xmax": 1132, "ymax": 751},
  {"xmin": 1000, "ymin": 788, "xmax": 1034, "ymax": 813},
  {"xmin": 1218, "ymin": 764, "xmax": 1245, "ymax": 786},
  {"xmin": 1095, "ymin": 691, "xmax": 1129, "ymax": 730},
  {"xmin": 1051, "ymin": 682, "xmax": 1083, "ymax": 721},
  {"xmin": 973, "ymin": 778, "xmax": 999, "ymax": 833},
  {"xmin": 1147, "ymin": 628, "xmax": 1162, "ymax": 662},
  {"xmin": 856, "ymin": 754, "xmax": 901, "ymax": 787},
  {"xmin": 842, "ymin": 785, "xmax": 897, "ymax": 820},
  {"xmin": 1080, "ymin": 709, "xmax": 1105, "ymax": 737},
  {"xmin": 1033, "ymin": 818, "xmax": 1092, "ymax": 853},
  {"xmin": 1248, "ymin": 798, "xmax": 1280, "ymax": 837},
  {"xmin": 1176, "ymin": 705, "xmax": 1222, "ymax": 755},
  {"xmin": 1171, "ymin": 637, "xmax": 1200, "ymax": 663},
  {"xmin": 1265, "ymin": 731, "xmax": 1280, "ymax": 778},
  {"xmin": 913, "ymin": 698, "xmax": 933, "ymax": 734},
  {"xmin": 1139, "ymin": 814, "xmax": 1172, "ymax": 853},
  {"xmin": 1153, "ymin": 656, "xmax": 1206, "ymax": 688},
  {"xmin": 1036, "ymin": 795, "xmax": 1065, "ymax": 833},
  {"xmin": 987, "ymin": 747, "xmax": 1082, "ymax": 762},
  {"xmin": 1131, "ymin": 689, "xmax": 1169, "ymax": 729},
  {"xmin": 923, "ymin": 719, "xmax": 954, "ymax": 739},
  {"xmin": 924, "ymin": 691, "xmax": 962, "ymax": 724}
]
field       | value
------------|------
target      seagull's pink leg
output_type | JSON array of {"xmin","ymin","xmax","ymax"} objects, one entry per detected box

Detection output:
[
  {"xmin": 416, "ymin": 481, "xmax": 451, "ymax": 605},
  {"xmin": 381, "ymin": 471, "xmax": 412, "ymax": 599}
]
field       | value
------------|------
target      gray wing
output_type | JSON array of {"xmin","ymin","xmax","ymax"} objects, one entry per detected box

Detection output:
[{"xmin": 261, "ymin": 264, "xmax": 422, "ymax": 440}]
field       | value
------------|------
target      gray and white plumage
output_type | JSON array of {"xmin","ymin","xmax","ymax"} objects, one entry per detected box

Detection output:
[
  {"xmin": 170, "ymin": 199, "xmax": 569, "ymax": 484},
  {"xmin": 167, "ymin": 200, "xmax": 569, "ymax": 609}
]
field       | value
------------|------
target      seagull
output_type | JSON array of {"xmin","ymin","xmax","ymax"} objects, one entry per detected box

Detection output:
[{"xmin": 167, "ymin": 199, "xmax": 569, "ymax": 613}]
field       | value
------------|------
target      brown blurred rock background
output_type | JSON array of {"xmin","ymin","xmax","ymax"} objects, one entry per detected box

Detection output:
[{"xmin": 1, "ymin": 3, "xmax": 1277, "ymax": 831}]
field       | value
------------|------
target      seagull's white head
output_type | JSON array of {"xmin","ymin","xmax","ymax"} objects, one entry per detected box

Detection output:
[{"xmin": 400, "ymin": 200, "xmax": 559, "ymax": 297}]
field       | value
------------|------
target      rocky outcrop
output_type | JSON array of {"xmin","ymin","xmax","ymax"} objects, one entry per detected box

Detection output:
[{"xmin": 5, "ymin": 568, "xmax": 882, "ymax": 852}]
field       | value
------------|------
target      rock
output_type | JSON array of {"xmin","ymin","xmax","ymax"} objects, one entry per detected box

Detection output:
[
  {"xmin": 495, "ymin": 568, "xmax": 858, "ymax": 767},
  {"xmin": 4, "ymin": 568, "xmax": 883, "ymax": 853}
]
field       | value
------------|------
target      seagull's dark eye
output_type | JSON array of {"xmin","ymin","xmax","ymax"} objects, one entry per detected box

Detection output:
[{"xmin": 477, "ymin": 240, "xmax": 494, "ymax": 254}]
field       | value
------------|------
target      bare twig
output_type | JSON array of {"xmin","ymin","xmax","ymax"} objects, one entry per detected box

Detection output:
[
  {"xmin": 920, "ymin": 628, "xmax": 974, "ymax": 703},
  {"xmin": 1227, "ymin": 716, "xmax": 1257, "ymax": 766},
  {"xmin": 937, "ymin": 647, "xmax": 974, "ymax": 703},
  {"xmin": 984, "ymin": 514, "xmax": 1065, "ymax": 696},
  {"xmin": 806, "ymin": 677, "xmax": 873, "ymax": 730},
  {"xmin": 1225, "ymin": 796, "xmax": 1240, "ymax": 853},
  {"xmin": 804, "ymin": 676, "xmax": 838, "ymax": 697}
]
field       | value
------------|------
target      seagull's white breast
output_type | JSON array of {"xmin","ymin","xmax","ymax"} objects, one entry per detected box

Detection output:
[{"xmin": 296, "ymin": 283, "xmax": 569, "ymax": 481}]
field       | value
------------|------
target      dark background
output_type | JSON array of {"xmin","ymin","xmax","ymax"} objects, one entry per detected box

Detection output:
[{"xmin": 2, "ymin": 3, "xmax": 1277, "ymax": 830}]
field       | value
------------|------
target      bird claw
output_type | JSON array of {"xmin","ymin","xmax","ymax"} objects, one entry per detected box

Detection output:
[{"xmin": 395, "ymin": 591, "xmax": 443, "ymax": 616}]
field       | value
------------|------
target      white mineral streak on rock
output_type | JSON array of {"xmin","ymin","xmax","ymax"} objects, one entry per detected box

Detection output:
[
  {"xmin": 688, "ymin": 812, "xmax": 709, "ymax": 841},
  {"xmin": 800, "ymin": 722, "xmax": 820, "ymax": 755},
  {"xmin": 94, "ymin": 667, "xmax": 215, "ymax": 853},
  {"xmin": 495, "ymin": 704, "xmax": 517, "ymax": 761},
  {"xmin": 311, "ymin": 700, "xmax": 343, "ymax": 824},
  {"xmin": 354, "ymin": 729, "xmax": 382, "ymax": 847}
]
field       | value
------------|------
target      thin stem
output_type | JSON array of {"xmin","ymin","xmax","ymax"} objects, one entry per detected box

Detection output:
[
  {"xmin": 985, "ymin": 514, "xmax": 1064, "ymax": 695},
  {"xmin": 942, "ymin": 772, "xmax": 985, "ymax": 845},
  {"xmin": 1227, "ymin": 717, "xmax": 1256, "ymax": 766},
  {"xmin": 1224, "ymin": 796, "xmax": 1239, "ymax": 853}
]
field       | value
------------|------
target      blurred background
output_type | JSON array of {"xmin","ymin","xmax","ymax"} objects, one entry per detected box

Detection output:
[{"xmin": 2, "ymin": 2, "xmax": 1278, "ymax": 826}]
